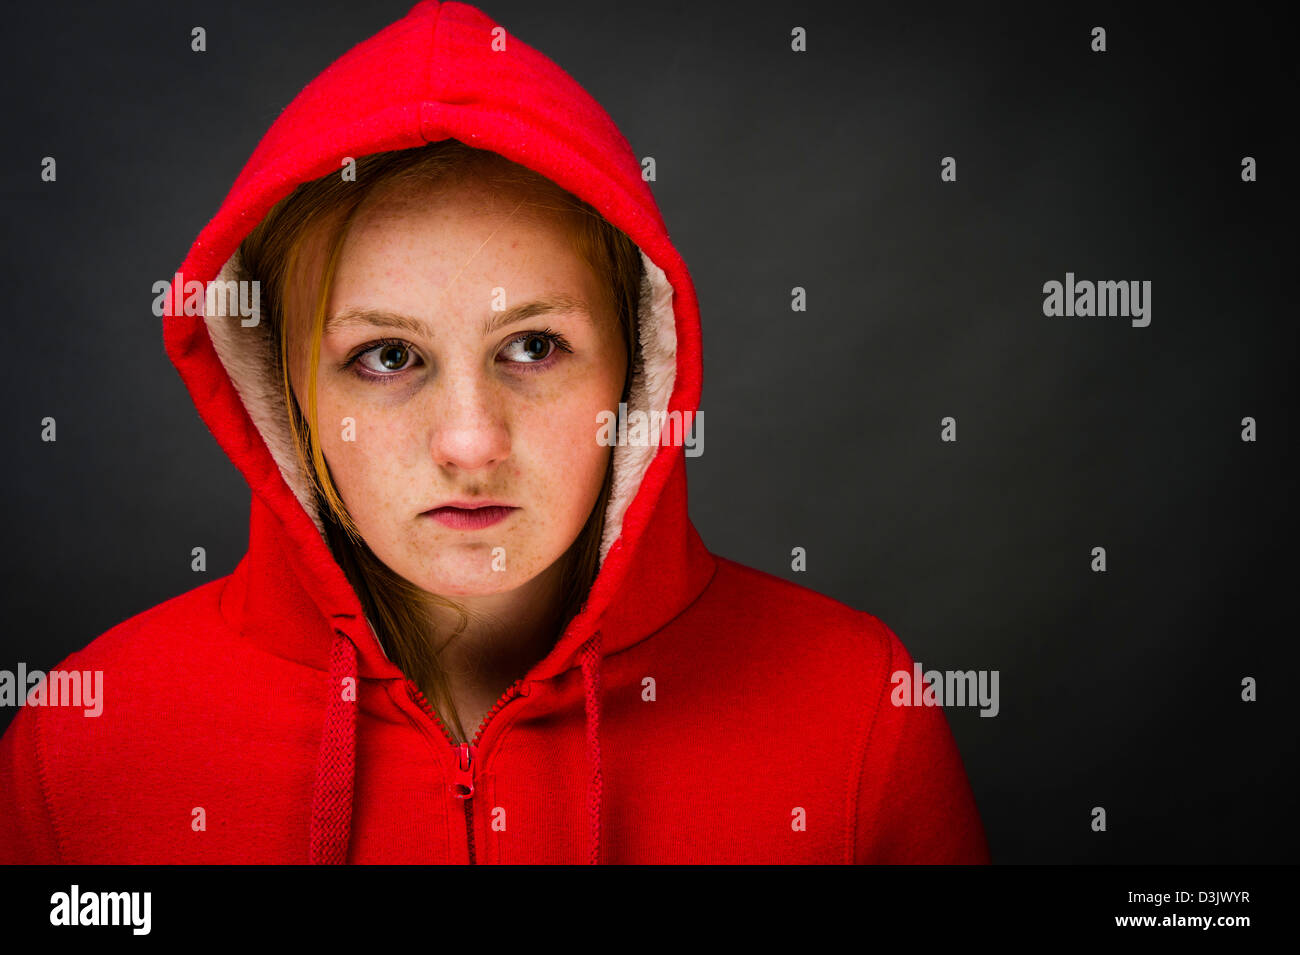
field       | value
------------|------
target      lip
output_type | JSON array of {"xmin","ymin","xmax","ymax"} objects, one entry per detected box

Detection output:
[{"xmin": 423, "ymin": 501, "xmax": 519, "ymax": 530}]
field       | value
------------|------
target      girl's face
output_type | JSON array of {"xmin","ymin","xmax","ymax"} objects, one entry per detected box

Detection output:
[{"xmin": 287, "ymin": 176, "xmax": 627, "ymax": 598}]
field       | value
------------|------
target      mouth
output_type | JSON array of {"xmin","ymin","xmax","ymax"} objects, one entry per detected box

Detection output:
[{"xmin": 423, "ymin": 502, "xmax": 519, "ymax": 530}]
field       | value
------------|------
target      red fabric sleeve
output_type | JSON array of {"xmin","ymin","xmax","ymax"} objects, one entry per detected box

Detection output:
[
  {"xmin": 854, "ymin": 619, "xmax": 992, "ymax": 864},
  {"xmin": 0, "ymin": 704, "xmax": 66, "ymax": 864}
]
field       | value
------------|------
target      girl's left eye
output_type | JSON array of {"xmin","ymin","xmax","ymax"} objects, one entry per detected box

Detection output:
[{"xmin": 499, "ymin": 329, "xmax": 573, "ymax": 367}]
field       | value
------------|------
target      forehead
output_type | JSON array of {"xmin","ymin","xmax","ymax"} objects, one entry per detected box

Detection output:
[
  {"xmin": 360, "ymin": 165, "xmax": 579, "ymax": 233},
  {"xmin": 340, "ymin": 186, "xmax": 588, "ymax": 292},
  {"xmin": 279, "ymin": 171, "xmax": 607, "ymax": 342}
]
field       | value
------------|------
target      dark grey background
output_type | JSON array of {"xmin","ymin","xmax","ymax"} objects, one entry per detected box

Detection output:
[{"xmin": 2, "ymin": 1, "xmax": 1294, "ymax": 864}]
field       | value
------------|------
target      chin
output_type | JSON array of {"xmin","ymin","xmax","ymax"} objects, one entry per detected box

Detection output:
[
  {"xmin": 414, "ymin": 555, "xmax": 524, "ymax": 598},
  {"xmin": 424, "ymin": 576, "xmax": 512, "ymax": 598}
]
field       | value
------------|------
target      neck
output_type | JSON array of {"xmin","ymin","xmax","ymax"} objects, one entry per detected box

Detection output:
[{"xmin": 423, "ymin": 548, "xmax": 570, "ymax": 702}]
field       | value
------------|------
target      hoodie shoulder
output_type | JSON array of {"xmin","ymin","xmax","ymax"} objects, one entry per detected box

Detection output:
[
  {"xmin": 59, "ymin": 575, "xmax": 239, "ymax": 675},
  {"xmin": 676, "ymin": 553, "xmax": 899, "ymax": 715},
  {"xmin": 0, "ymin": 576, "xmax": 238, "ymax": 863},
  {"xmin": 0, "ymin": 573, "xmax": 326, "ymax": 864},
  {"xmin": 683, "ymin": 555, "xmax": 990, "ymax": 862},
  {"xmin": 1, "ymin": 575, "xmax": 243, "ymax": 783},
  {"xmin": 699, "ymin": 554, "xmax": 893, "ymax": 659}
]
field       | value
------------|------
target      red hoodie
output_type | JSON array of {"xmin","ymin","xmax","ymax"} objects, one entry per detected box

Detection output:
[{"xmin": 0, "ymin": 0, "xmax": 990, "ymax": 864}]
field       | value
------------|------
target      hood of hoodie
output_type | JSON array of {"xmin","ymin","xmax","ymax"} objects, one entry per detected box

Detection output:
[{"xmin": 163, "ymin": 0, "xmax": 714, "ymax": 863}]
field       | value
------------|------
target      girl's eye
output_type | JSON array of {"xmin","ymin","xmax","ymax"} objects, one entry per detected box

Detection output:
[
  {"xmin": 351, "ymin": 339, "xmax": 419, "ymax": 378},
  {"xmin": 344, "ymin": 329, "xmax": 572, "ymax": 381},
  {"xmin": 499, "ymin": 329, "xmax": 573, "ymax": 367}
]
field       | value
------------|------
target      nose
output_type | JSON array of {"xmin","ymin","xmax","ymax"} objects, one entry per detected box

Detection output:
[{"xmin": 428, "ymin": 370, "xmax": 511, "ymax": 473}]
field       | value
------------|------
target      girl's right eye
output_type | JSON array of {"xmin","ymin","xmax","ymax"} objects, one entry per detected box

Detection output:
[{"xmin": 349, "ymin": 339, "xmax": 421, "ymax": 380}]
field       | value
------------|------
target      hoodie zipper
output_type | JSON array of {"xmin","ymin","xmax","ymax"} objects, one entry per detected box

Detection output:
[{"xmin": 406, "ymin": 677, "xmax": 527, "ymax": 864}]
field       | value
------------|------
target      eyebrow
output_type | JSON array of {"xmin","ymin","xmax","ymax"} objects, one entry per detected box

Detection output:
[{"xmin": 324, "ymin": 295, "xmax": 593, "ymax": 338}]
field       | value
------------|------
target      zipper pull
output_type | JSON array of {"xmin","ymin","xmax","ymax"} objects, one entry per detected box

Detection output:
[{"xmin": 451, "ymin": 742, "xmax": 477, "ymax": 799}]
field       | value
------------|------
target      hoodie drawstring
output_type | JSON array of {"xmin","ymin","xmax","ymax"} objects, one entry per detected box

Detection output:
[
  {"xmin": 309, "ymin": 627, "xmax": 604, "ymax": 864},
  {"xmin": 579, "ymin": 629, "xmax": 604, "ymax": 865},
  {"xmin": 309, "ymin": 630, "xmax": 358, "ymax": 864}
]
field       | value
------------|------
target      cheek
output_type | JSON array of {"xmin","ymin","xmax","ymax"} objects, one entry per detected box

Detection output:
[
  {"xmin": 519, "ymin": 375, "xmax": 619, "ymax": 510},
  {"xmin": 313, "ymin": 389, "xmax": 426, "ymax": 513}
]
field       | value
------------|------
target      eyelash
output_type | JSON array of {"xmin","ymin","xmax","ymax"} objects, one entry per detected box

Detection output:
[{"xmin": 342, "ymin": 328, "xmax": 574, "ymax": 382}]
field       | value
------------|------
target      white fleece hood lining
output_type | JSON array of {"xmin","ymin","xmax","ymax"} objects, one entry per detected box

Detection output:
[{"xmin": 205, "ymin": 246, "xmax": 677, "ymax": 569}]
